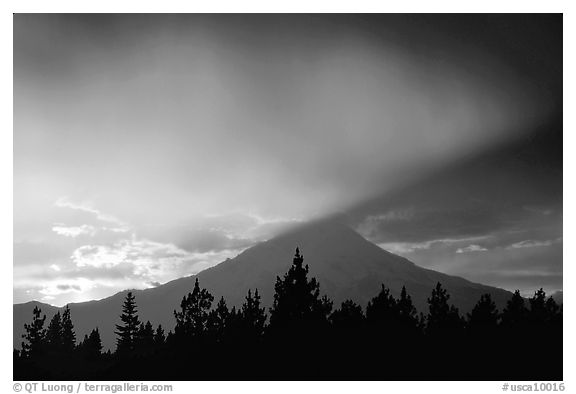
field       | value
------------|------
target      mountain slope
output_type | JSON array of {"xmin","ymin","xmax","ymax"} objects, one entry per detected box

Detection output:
[{"xmin": 14, "ymin": 220, "xmax": 513, "ymax": 350}]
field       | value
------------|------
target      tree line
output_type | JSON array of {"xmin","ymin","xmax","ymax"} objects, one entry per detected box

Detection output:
[{"xmin": 14, "ymin": 248, "xmax": 562, "ymax": 380}]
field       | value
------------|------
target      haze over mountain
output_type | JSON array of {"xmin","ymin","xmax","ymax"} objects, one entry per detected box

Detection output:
[{"xmin": 14, "ymin": 220, "xmax": 513, "ymax": 350}]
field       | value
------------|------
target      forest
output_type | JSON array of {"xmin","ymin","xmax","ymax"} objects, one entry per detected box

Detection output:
[{"xmin": 14, "ymin": 248, "xmax": 563, "ymax": 380}]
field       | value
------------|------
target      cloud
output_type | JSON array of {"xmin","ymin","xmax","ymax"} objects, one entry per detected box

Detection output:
[
  {"xmin": 37, "ymin": 278, "xmax": 96, "ymax": 297},
  {"xmin": 14, "ymin": 267, "xmax": 186, "ymax": 305},
  {"xmin": 55, "ymin": 197, "xmax": 109, "ymax": 219},
  {"xmin": 355, "ymin": 204, "xmax": 505, "ymax": 244},
  {"xmin": 137, "ymin": 212, "xmax": 302, "ymax": 255},
  {"xmin": 72, "ymin": 244, "xmax": 127, "ymax": 269},
  {"xmin": 379, "ymin": 235, "xmax": 491, "ymax": 254},
  {"xmin": 54, "ymin": 197, "xmax": 129, "ymax": 229},
  {"xmin": 15, "ymin": 237, "xmax": 246, "ymax": 305},
  {"xmin": 71, "ymin": 236, "xmax": 244, "ymax": 283},
  {"xmin": 378, "ymin": 241, "xmax": 433, "ymax": 255},
  {"xmin": 507, "ymin": 238, "xmax": 562, "ymax": 249},
  {"xmin": 51, "ymin": 197, "xmax": 132, "ymax": 242},
  {"xmin": 56, "ymin": 284, "xmax": 81, "ymax": 291},
  {"xmin": 52, "ymin": 224, "xmax": 97, "ymax": 238},
  {"xmin": 356, "ymin": 209, "xmax": 415, "ymax": 238},
  {"xmin": 370, "ymin": 209, "xmax": 415, "ymax": 222},
  {"xmin": 456, "ymin": 244, "xmax": 488, "ymax": 254}
]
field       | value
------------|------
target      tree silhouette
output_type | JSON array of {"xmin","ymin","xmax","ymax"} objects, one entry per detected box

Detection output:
[
  {"xmin": 269, "ymin": 248, "xmax": 332, "ymax": 332},
  {"xmin": 529, "ymin": 288, "xmax": 547, "ymax": 321},
  {"xmin": 366, "ymin": 284, "xmax": 399, "ymax": 327},
  {"xmin": 397, "ymin": 286, "xmax": 419, "ymax": 327},
  {"xmin": 467, "ymin": 293, "xmax": 499, "ymax": 332},
  {"xmin": 21, "ymin": 306, "xmax": 46, "ymax": 358},
  {"xmin": 239, "ymin": 289, "xmax": 267, "ymax": 342},
  {"xmin": 527, "ymin": 288, "xmax": 562, "ymax": 328},
  {"xmin": 61, "ymin": 305, "xmax": 76, "ymax": 352},
  {"xmin": 135, "ymin": 321, "xmax": 155, "ymax": 355},
  {"xmin": 45, "ymin": 311, "xmax": 63, "ymax": 352},
  {"xmin": 330, "ymin": 299, "xmax": 364, "ymax": 329},
  {"xmin": 174, "ymin": 278, "xmax": 214, "ymax": 340},
  {"xmin": 154, "ymin": 324, "xmax": 166, "ymax": 347},
  {"xmin": 501, "ymin": 290, "xmax": 528, "ymax": 328},
  {"xmin": 426, "ymin": 282, "xmax": 463, "ymax": 335},
  {"xmin": 115, "ymin": 292, "xmax": 140, "ymax": 355},
  {"xmin": 206, "ymin": 296, "xmax": 230, "ymax": 343},
  {"xmin": 79, "ymin": 328, "xmax": 102, "ymax": 360}
]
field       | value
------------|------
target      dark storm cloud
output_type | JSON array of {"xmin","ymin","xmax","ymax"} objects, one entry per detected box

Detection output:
[{"xmin": 351, "ymin": 121, "xmax": 562, "ymax": 242}]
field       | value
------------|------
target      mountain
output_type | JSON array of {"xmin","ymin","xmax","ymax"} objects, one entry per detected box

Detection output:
[{"xmin": 14, "ymin": 220, "xmax": 513, "ymax": 350}]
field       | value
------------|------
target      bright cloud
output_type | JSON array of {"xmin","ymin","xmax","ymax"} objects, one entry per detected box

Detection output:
[
  {"xmin": 15, "ymin": 195, "xmax": 255, "ymax": 305},
  {"xmin": 15, "ymin": 275, "xmax": 135, "ymax": 304},
  {"xmin": 456, "ymin": 244, "xmax": 488, "ymax": 254},
  {"xmin": 38, "ymin": 279, "xmax": 91, "ymax": 296},
  {"xmin": 72, "ymin": 244, "xmax": 128, "ymax": 269},
  {"xmin": 71, "ymin": 237, "xmax": 244, "ymax": 284},
  {"xmin": 52, "ymin": 224, "xmax": 97, "ymax": 238}
]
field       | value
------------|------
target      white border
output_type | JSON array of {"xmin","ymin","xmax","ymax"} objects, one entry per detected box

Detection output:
[{"xmin": 3, "ymin": 3, "xmax": 572, "ymax": 392}]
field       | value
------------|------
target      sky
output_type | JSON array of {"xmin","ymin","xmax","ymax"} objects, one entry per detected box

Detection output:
[{"xmin": 14, "ymin": 14, "xmax": 562, "ymax": 306}]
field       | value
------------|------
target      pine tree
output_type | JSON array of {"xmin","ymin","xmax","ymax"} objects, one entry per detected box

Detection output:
[
  {"xmin": 426, "ymin": 282, "xmax": 463, "ymax": 335},
  {"xmin": 80, "ymin": 328, "xmax": 102, "ymax": 360},
  {"xmin": 135, "ymin": 321, "xmax": 155, "ymax": 355},
  {"xmin": 115, "ymin": 292, "xmax": 140, "ymax": 355},
  {"xmin": 269, "ymin": 248, "xmax": 332, "ymax": 331},
  {"xmin": 174, "ymin": 278, "xmax": 214, "ymax": 340},
  {"xmin": 207, "ymin": 297, "xmax": 230, "ymax": 343},
  {"xmin": 223, "ymin": 306, "xmax": 242, "ymax": 343},
  {"xmin": 528, "ymin": 288, "xmax": 549, "ymax": 324},
  {"xmin": 240, "ymin": 289, "xmax": 267, "ymax": 341},
  {"xmin": 78, "ymin": 333, "xmax": 89, "ymax": 352},
  {"xmin": 45, "ymin": 311, "xmax": 63, "ymax": 352},
  {"xmin": 21, "ymin": 306, "xmax": 46, "ymax": 358},
  {"xmin": 154, "ymin": 324, "xmax": 166, "ymax": 347},
  {"xmin": 165, "ymin": 330, "xmax": 175, "ymax": 347},
  {"xmin": 501, "ymin": 290, "xmax": 528, "ymax": 328},
  {"xmin": 61, "ymin": 305, "xmax": 76, "ymax": 352},
  {"xmin": 366, "ymin": 284, "xmax": 399, "ymax": 326},
  {"xmin": 467, "ymin": 293, "xmax": 499, "ymax": 332},
  {"xmin": 89, "ymin": 328, "xmax": 102, "ymax": 354},
  {"xmin": 397, "ymin": 286, "xmax": 419, "ymax": 331},
  {"xmin": 330, "ymin": 299, "xmax": 364, "ymax": 329}
]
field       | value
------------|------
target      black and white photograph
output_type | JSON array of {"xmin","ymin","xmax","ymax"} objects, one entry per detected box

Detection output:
[{"xmin": 11, "ymin": 13, "xmax": 564, "ymax": 382}]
